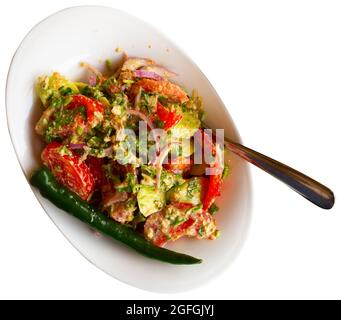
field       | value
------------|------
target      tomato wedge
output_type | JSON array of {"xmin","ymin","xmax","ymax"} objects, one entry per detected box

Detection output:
[
  {"xmin": 41, "ymin": 142, "xmax": 95, "ymax": 200},
  {"xmin": 153, "ymin": 216, "xmax": 195, "ymax": 247},
  {"xmin": 202, "ymin": 174, "xmax": 222, "ymax": 211},
  {"xmin": 85, "ymin": 156, "xmax": 105, "ymax": 187},
  {"xmin": 195, "ymin": 128, "xmax": 216, "ymax": 155},
  {"xmin": 150, "ymin": 102, "xmax": 182, "ymax": 130},
  {"xmin": 67, "ymin": 94, "xmax": 104, "ymax": 128},
  {"xmin": 144, "ymin": 208, "xmax": 196, "ymax": 247},
  {"xmin": 170, "ymin": 217, "xmax": 195, "ymax": 237},
  {"xmin": 155, "ymin": 103, "xmax": 182, "ymax": 130},
  {"xmin": 195, "ymin": 129, "xmax": 223, "ymax": 211}
]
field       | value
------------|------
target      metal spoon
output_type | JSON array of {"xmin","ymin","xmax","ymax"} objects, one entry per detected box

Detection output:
[{"xmin": 203, "ymin": 125, "xmax": 335, "ymax": 209}]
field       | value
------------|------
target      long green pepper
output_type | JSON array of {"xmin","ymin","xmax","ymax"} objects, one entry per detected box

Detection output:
[{"xmin": 30, "ymin": 167, "xmax": 202, "ymax": 265}]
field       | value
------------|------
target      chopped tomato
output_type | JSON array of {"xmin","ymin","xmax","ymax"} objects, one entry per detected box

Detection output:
[
  {"xmin": 41, "ymin": 142, "xmax": 95, "ymax": 200},
  {"xmin": 150, "ymin": 103, "xmax": 183, "ymax": 130},
  {"xmin": 195, "ymin": 129, "xmax": 223, "ymax": 211},
  {"xmin": 85, "ymin": 156, "xmax": 105, "ymax": 187},
  {"xmin": 170, "ymin": 217, "xmax": 195, "ymax": 238},
  {"xmin": 144, "ymin": 210, "xmax": 195, "ymax": 247},
  {"xmin": 188, "ymin": 211, "xmax": 217, "ymax": 240},
  {"xmin": 153, "ymin": 235, "xmax": 167, "ymax": 247},
  {"xmin": 195, "ymin": 128, "xmax": 216, "ymax": 158},
  {"xmin": 155, "ymin": 103, "xmax": 182, "ymax": 130},
  {"xmin": 202, "ymin": 174, "xmax": 222, "ymax": 211},
  {"xmin": 132, "ymin": 79, "xmax": 189, "ymax": 103},
  {"xmin": 155, "ymin": 103, "xmax": 169, "ymax": 121},
  {"xmin": 152, "ymin": 217, "xmax": 195, "ymax": 247},
  {"xmin": 67, "ymin": 94, "xmax": 104, "ymax": 128},
  {"xmin": 200, "ymin": 177, "xmax": 209, "ymax": 202}
]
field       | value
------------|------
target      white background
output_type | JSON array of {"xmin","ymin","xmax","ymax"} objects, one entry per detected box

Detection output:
[{"xmin": 1, "ymin": 0, "xmax": 340, "ymax": 300}]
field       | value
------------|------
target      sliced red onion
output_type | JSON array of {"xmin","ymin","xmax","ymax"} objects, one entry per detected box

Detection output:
[
  {"xmin": 141, "ymin": 65, "xmax": 177, "ymax": 78},
  {"xmin": 69, "ymin": 143, "xmax": 85, "ymax": 149},
  {"xmin": 134, "ymin": 86, "xmax": 142, "ymax": 108},
  {"xmin": 78, "ymin": 146, "xmax": 90, "ymax": 163},
  {"xmin": 121, "ymin": 57, "xmax": 154, "ymax": 71},
  {"xmin": 104, "ymin": 146, "xmax": 113, "ymax": 157},
  {"xmin": 127, "ymin": 109, "xmax": 155, "ymax": 130},
  {"xmin": 88, "ymin": 74, "xmax": 97, "ymax": 86},
  {"xmin": 134, "ymin": 69, "xmax": 163, "ymax": 81},
  {"xmin": 35, "ymin": 107, "xmax": 55, "ymax": 135},
  {"xmin": 152, "ymin": 142, "xmax": 179, "ymax": 166},
  {"xmin": 152, "ymin": 142, "xmax": 180, "ymax": 189},
  {"xmin": 127, "ymin": 108, "xmax": 160, "ymax": 154},
  {"xmin": 80, "ymin": 61, "xmax": 104, "ymax": 83}
]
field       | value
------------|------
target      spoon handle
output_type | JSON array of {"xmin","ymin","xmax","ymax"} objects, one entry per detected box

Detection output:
[{"xmin": 224, "ymin": 138, "xmax": 335, "ymax": 209}]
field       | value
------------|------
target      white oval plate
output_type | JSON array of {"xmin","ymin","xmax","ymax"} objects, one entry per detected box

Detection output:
[{"xmin": 6, "ymin": 6, "xmax": 252, "ymax": 292}]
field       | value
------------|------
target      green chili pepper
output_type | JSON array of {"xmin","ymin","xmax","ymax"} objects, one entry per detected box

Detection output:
[{"xmin": 30, "ymin": 167, "xmax": 202, "ymax": 265}]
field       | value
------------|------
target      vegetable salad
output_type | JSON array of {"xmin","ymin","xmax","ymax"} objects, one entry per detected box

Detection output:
[{"xmin": 35, "ymin": 55, "xmax": 229, "ymax": 247}]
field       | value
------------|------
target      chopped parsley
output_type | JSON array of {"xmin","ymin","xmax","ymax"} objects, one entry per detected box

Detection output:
[
  {"xmin": 115, "ymin": 172, "xmax": 139, "ymax": 194},
  {"xmin": 58, "ymin": 145, "xmax": 72, "ymax": 157},
  {"xmin": 187, "ymin": 179, "xmax": 199, "ymax": 199},
  {"xmin": 222, "ymin": 164, "xmax": 230, "ymax": 179},
  {"xmin": 171, "ymin": 216, "xmax": 186, "ymax": 227},
  {"xmin": 208, "ymin": 203, "xmax": 219, "ymax": 215},
  {"xmin": 198, "ymin": 226, "xmax": 205, "ymax": 238}
]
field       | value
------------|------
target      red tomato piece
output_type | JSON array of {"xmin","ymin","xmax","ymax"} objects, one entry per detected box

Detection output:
[
  {"xmin": 195, "ymin": 129, "xmax": 223, "ymax": 211},
  {"xmin": 144, "ymin": 210, "xmax": 195, "ymax": 247},
  {"xmin": 152, "ymin": 232, "xmax": 168, "ymax": 247},
  {"xmin": 41, "ymin": 142, "xmax": 95, "ymax": 200},
  {"xmin": 200, "ymin": 177, "xmax": 209, "ymax": 202},
  {"xmin": 152, "ymin": 217, "xmax": 195, "ymax": 247},
  {"xmin": 151, "ymin": 103, "xmax": 183, "ymax": 130},
  {"xmin": 67, "ymin": 94, "xmax": 104, "ymax": 128},
  {"xmin": 195, "ymin": 128, "xmax": 216, "ymax": 157},
  {"xmin": 85, "ymin": 156, "xmax": 105, "ymax": 187},
  {"xmin": 155, "ymin": 103, "xmax": 169, "ymax": 122},
  {"xmin": 202, "ymin": 174, "xmax": 222, "ymax": 211},
  {"xmin": 188, "ymin": 211, "xmax": 217, "ymax": 240},
  {"xmin": 169, "ymin": 217, "xmax": 195, "ymax": 238},
  {"xmin": 164, "ymin": 114, "xmax": 182, "ymax": 131}
]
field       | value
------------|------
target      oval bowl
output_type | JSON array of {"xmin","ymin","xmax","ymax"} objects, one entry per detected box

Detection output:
[{"xmin": 6, "ymin": 5, "xmax": 252, "ymax": 292}]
